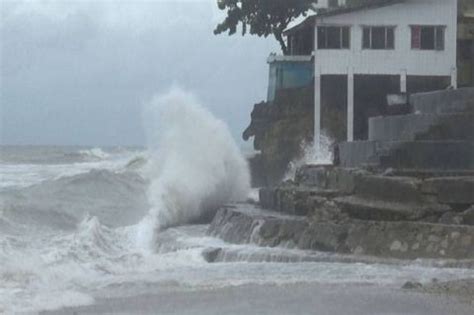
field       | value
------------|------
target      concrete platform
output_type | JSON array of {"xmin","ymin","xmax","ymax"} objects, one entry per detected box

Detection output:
[
  {"xmin": 422, "ymin": 177, "xmax": 474, "ymax": 205},
  {"xmin": 339, "ymin": 140, "xmax": 474, "ymax": 170},
  {"xmin": 208, "ymin": 204, "xmax": 474, "ymax": 260},
  {"xmin": 410, "ymin": 87, "xmax": 474, "ymax": 114},
  {"xmin": 369, "ymin": 113, "xmax": 474, "ymax": 141},
  {"xmin": 334, "ymin": 196, "xmax": 448, "ymax": 222}
]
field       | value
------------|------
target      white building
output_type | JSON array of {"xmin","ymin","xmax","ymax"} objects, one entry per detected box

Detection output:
[{"xmin": 280, "ymin": 0, "xmax": 472, "ymax": 148}]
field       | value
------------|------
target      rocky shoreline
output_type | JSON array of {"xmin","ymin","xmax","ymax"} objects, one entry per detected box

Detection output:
[
  {"xmin": 227, "ymin": 88, "xmax": 474, "ymax": 258},
  {"xmin": 205, "ymin": 87, "xmax": 474, "ymax": 300}
]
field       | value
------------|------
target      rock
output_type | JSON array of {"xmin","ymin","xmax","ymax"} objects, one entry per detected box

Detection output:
[
  {"xmin": 422, "ymin": 177, "xmax": 474, "ymax": 205},
  {"xmin": 420, "ymin": 279, "xmax": 474, "ymax": 304},
  {"xmin": 461, "ymin": 206, "xmax": 474, "ymax": 225},
  {"xmin": 334, "ymin": 196, "xmax": 447, "ymax": 222},
  {"xmin": 402, "ymin": 281, "xmax": 423, "ymax": 290},
  {"xmin": 247, "ymin": 154, "xmax": 266, "ymax": 188},
  {"xmin": 298, "ymin": 223, "xmax": 348, "ymax": 252},
  {"xmin": 438, "ymin": 212, "xmax": 463, "ymax": 225},
  {"xmin": 261, "ymin": 183, "xmax": 344, "ymax": 216},
  {"xmin": 208, "ymin": 204, "xmax": 308, "ymax": 247},
  {"xmin": 202, "ymin": 248, "xmax": 222, "ymax": 263},
  {"xmin": 295, "ymin": 165, "xmax": 362, "ymax": 194},
  {"xmin": 259, "ymin": 187, "xmax": 276, "ymax": 210},
  {"xmin": 209, "ymin": 204, "xmax": 474, "ymax": 260},
  {"xmin": 242, "ymin": 86, "xmax": 314, "ymax": 186},
  {"xmin": 354, "ymin": 175, "xmax": 424, "ymax": 203}
]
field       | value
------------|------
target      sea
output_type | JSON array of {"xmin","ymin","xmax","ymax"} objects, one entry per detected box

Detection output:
[{"xmin": 1, "ymin": 90, "xmax": 474, "ymax": 313}]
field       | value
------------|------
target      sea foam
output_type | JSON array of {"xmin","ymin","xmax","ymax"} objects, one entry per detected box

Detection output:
[{"xmin": 136, "ymin": 88, "xmax": 250, "ymax": 250}]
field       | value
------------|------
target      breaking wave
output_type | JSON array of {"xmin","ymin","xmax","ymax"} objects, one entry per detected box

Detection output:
[
  {"xmin": 0, "ymin": 169, "xmax": 149, "ymax": 230},
  {"xmin": 284, "ymin": 134, "xmax": 334, "ymax": 181},
  {"xmin": 0, "ymin": 88, "xmax": 251, "ymax": 311},
  {"xmin": 78, "ymin": 147, "xmax": 111, "ymax": 160},
  {"xmin": 135, "ymin": 88, "xmax": 251, "ymax": 249}
]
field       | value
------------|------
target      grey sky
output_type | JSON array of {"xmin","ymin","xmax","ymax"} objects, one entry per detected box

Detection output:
[{"xmin": 0, "ymin": 0, "xmax": 278, "ymax": 146}]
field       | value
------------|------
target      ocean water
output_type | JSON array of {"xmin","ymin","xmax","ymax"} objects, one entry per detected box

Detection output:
[{"xmin": 1, "ymin": 90, "xmax": 474, "ymax": 313}]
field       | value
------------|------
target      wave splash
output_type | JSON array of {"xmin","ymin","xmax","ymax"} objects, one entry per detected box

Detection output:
[
  {"xmin": 284, "ymin": 134, "xmax": 334, "ymax": 181},
  {"xmin": 0, "ymin": 88, "xmax": 251, "ymax": 311},
  {"xmin": 78, "ymin": 147, "xmax": 111, "ymax": 160},
  {"xmin": 136, "ymin": 88, "xmax": 250, "ymax": 250}
]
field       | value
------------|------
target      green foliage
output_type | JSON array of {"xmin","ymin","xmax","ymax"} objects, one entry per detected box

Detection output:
[{"xmin": 214, "ymin": 0, "xmax": 316, "ymax": 55}]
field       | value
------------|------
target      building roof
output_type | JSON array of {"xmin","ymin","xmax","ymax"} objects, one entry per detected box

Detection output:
[
  {"xmin": 284, "ymin": 13, "xmax": 317, "ymax": 34},
  {"xmin": 284, "ymin": 0, "xmax": 405, "ymax": 35}
]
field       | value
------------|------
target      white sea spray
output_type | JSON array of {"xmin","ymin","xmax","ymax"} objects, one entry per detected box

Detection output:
[
  {"xmin": 284, "ymin": 133, "xmax": 334, "ymax": 181},
  {"xmin": 135, "ymin": 88, "xmax": 251, "ymax": 250}
]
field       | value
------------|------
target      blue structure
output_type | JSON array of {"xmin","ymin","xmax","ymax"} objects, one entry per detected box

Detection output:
[{"xmin": 267, "ymin": 55, "xmax": 314, "ymax": 102}]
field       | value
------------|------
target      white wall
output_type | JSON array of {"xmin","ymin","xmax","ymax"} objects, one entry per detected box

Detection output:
[
  {"xmin": 313, "ymin": 0, "xmax": 329, "ymax": 9},
  {"xmin": 313, "ymin": 0, "xmax": 346, "ymax": 9},
  {"xmin": 313, "ymin": 0, "xmax": 458, "ymax": 77}
]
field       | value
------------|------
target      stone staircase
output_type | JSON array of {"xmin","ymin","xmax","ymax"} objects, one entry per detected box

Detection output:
[
  {"xmin": 339, "ymin": 87, "xmax": 474, "ymax": 170},
  {"xmin": 261, "ymin": 165, "xmax": 473, "ymax": 224},
  {"xmin": 207, "ymin": 88, "xmax": 474, "ymax": 261},
  {"xmin": 229, "ymin": 164, "xmax": 474, "ymax": 260}
]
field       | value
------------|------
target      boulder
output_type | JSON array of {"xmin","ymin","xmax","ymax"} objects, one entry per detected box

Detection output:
[{"xmin": 242, "ymin": 86, "xmax": 314, "ymax": 186}]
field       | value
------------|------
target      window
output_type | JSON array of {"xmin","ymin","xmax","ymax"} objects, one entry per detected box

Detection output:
[
  {"xmin": 318, "ymin": 26, "xmax": 350, "ymax": 49},
  {"xmin": 362, "ymin": 26, "xmax": 395, "ymax": 50},
  {"xmin": 411, "ymin": 26, "xmax": 445, "ymax": 50}
]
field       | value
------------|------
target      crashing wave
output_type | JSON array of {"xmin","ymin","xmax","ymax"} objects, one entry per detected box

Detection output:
[
  {"xmin": 0, "ymin": 169, "xmax": 149, "ymax": 230},
  {"xmin": 284, "ymin": 134, "xmax": 334, "ymax": 181},
  {"xmin": 125, "ymin": 155, "xmax": 148, "ymax": 171},
  {"xmin": 135, "ymin": 88, "xmax": 251, "ymax": 250},
  {"xmin": 78, "ymin": 148, "xmax": 111, "ymax": 160}
]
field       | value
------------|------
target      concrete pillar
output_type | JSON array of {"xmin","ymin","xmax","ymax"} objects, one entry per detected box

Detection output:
[
  {"xmin": 314, "ymin": 68, "xmax": 322, "ymax": 151},
  {"xmin": 451, "ymin": 67, "xmax": 458, "ymax": 89},
  {"xmin": 347, "ymin": 68, "xmax": 354, "ymax": 142},
  {"xmin": 400, "ymin": 70, "xmax": 407, "ymax": 93}
]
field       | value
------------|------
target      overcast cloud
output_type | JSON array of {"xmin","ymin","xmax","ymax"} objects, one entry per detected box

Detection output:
[{"xmin": 0, "ymin": 0, "xmax": 278, "ymax": 146}]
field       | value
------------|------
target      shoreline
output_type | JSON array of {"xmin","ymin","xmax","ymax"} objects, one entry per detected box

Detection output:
[
  {"xmin": 40, "ymin": 281, "xmax": 474, "ymax": 315},
  {"xmin": 416, "ymin": 278, "xmax": 474, "ymax": 304}
]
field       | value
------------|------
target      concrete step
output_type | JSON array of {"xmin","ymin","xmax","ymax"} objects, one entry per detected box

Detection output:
[
  {"xmin": 260, "ymin": 184, "xmax": 343, "ymax": 216},
  {"xmin": 410, "ymin": 87, "xmax": 474, "ymax": 114},
  {"xmin": 334, "ymin": 196, "xmax": 449, "ymax": 222},
  {"xmin": 294, "ymin": 165, "xmax": 364, "ymax": 193},
  {"xmin": 421, "ymin": 177, "xmax": 474, "ymax": 205},
  {"xmin": 389, "ymin": 169, "xmax": 474, "ymax": 179},
  {"xmin": 353, "ymin": 175, "xmax": 425, "ymax": 203},
  {"xmin": 353, "ymin": 173, "xmax": 474, "ymax": 206},
  {"xmin": 339, "ymin": 140, "xmax": 474, "ymax": 170},
  {"xmin": 369, "ymin": 113, "xmax": 474, "ymax": 141},
  {"xmin": 290, "ymin": 166, "xmax": 474, "ymax": 206},
  {"xmin": 208, "ymin": 204, "xmax": 474, "ymax": 260}
]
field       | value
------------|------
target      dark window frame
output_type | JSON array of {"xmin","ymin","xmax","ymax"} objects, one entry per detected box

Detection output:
[
  {"xmin": 361, "ymin": 26, "xmax": 396, "ymax": 50},
  {"xmin": 411, "ymin": 25, "xmax": 445, "ymax": 51},
  {"xmin": 317, "ymin": 26, "xmax": 351, "ymax": 50}
]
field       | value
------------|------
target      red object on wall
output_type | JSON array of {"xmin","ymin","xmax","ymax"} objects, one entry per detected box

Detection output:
[{"xmin": 411, "ymin": 26, "xmax": 421, "ymax": 49}]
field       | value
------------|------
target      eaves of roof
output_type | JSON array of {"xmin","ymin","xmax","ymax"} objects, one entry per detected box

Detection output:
[{"xmin": 284, "ymin": 0, "xmax": 405, "ymax": 35}]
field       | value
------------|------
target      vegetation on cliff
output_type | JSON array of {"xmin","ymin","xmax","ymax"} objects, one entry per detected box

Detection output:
[{"xmin": 213, "ymin": 0, "xmax": 316, "ymax": 55}]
